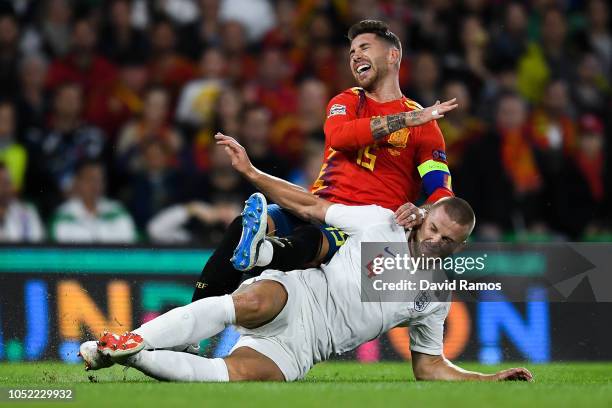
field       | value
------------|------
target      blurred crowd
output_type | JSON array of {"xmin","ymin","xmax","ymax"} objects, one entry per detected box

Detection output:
[{"xmin": 0, "ymin": 0, "xmax": 610, "ymax": 246}]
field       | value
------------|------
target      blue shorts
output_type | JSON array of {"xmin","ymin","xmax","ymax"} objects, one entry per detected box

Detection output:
[{"xmin": 267, "ymin": 204, "xmax": 347, "ymax": 263}]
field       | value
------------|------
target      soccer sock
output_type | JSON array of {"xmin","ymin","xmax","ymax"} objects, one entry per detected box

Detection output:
[
  {"xmin": 252, "ymin": 225, "xmax": 323, "ymax": 272},
  {"xmin": 133, "ymin": 295, "xmax": 236, "ymax": 349},
  {"xmin": 192, "ymin": 216, "xmax": 245, "ymax": 301},
  {"xmin": 255, "ymin": 240, "xmax": 273, "ymax": 266},
  {"xmin": 125, "ymin": 351, "xmax": 229, "ymax": 382}
]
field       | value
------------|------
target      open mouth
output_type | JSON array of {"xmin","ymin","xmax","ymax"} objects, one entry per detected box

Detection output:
[{"xmin": 356, "ymin": 63, "xmax": 371, "ymax": 75}]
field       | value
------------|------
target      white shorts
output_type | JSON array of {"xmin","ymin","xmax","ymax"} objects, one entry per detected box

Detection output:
[{"xmin": 230, "ymin": 269, "xmax": 327, "ymax": 381}]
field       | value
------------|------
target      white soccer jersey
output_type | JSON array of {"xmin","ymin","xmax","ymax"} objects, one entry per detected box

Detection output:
[
  {"xmin": 317, "ymin": 204, "xmax": 450, "ymax": 356},
  {"xmin": 234, "ymin": 204, "xmax": 450, "ymax": 381}
]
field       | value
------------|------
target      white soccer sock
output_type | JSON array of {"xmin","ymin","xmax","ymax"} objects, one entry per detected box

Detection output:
[
  {"xmin": 125, "ymin": 350, "xmax": 229, "ymax": 382},
  {"xmin": 255, "ymin": 239, "xmax": 273, "ymax": 267},
  {"xmin": 133, "ymin": 295, "xmax": 235, "ymax": 349}
]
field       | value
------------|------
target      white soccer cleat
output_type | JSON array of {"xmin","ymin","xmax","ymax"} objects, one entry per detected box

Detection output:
[{"xmin": 78, "ymin": 341, "xmax": 113, "ymax": 371}]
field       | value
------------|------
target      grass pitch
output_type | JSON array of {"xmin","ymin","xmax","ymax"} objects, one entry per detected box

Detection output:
[{"xmin": 0, "ymin": 361, "xmax": 610, "ymax": 408}]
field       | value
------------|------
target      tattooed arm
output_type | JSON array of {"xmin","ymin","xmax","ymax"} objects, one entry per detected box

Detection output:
[
  {"xmin": 370, "ymin": 100, "xmax": 457, "ymax": 140},
  {"xmin": 371, "ymin": 110, "xmax": 423, "ymax": 140},
  {"xmin": 326, "ymin": 97, "xmax": 457, "ymax": 151}
]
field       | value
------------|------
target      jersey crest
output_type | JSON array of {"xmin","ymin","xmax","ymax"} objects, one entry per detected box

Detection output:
[
  {"xmin": 388, "ymin": 128, "xmax": 409, "ymax": 148},
  {"xmin": 414, "ymin": 290, "xmax": 430, "ymax": 312}
]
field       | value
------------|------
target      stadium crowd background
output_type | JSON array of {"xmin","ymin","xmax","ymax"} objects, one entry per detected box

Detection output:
[{"xmin": 0, "ymin": 0, "xmax": 610, "ymax": 245}]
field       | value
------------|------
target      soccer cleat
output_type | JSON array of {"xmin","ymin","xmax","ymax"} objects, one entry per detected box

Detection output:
[
  {"xmin": 78, "ymin": 341, "xmax": 113, "ymax": 371},
  {"xmin": 231, "ymin": 193, "xmax": 268, "ymax": 271},
  {"xmin": 181, "ymin": 343, "xmax": 201, "ymax": 355},
  {"xmin": 97, "ymin": 331, "xmax": 145, "ymax": 360}
]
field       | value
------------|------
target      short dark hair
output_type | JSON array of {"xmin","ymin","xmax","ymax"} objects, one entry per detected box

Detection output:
[
  {"xmin": 433, "ymin": 197, "xmax": 475, "ymax": 229},
  {"xmin": 347, "ymin": 20, "xmax": 401, "ymax": 51},
  {"xmin": 75, "ymin": 159, "xmax": 104, "ymax": 177}
]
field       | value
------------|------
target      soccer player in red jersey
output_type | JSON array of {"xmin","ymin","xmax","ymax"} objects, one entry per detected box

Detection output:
[
  {"xmin": 191, "ymin": 20, "xmax": 456, "ymax": 301},
  {"xmin": 314, "ymin": 20, "xmax": 454, "ymax": 210}
]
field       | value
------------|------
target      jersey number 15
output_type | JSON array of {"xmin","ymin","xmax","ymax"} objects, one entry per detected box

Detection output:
[{"xmin": 356, "ymin": 146, "xmax": 377, "ymax": 171}]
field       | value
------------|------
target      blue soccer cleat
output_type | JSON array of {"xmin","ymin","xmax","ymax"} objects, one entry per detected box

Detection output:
[{"xmin": 231, "ymin": 193, "xmax": 268, "ymax": 271}]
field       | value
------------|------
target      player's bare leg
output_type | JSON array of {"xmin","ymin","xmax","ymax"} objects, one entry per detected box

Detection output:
[{"xmin": 225, "ymin": 346, "xmax": 285, "ymax": 381}]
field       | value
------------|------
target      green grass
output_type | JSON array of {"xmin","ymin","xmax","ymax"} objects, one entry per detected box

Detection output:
[{"xmin": 0, "ymin": 362, "xmax": 611, "ymax": 408}]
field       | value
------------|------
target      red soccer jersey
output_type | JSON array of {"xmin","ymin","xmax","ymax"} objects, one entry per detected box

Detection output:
[{"xmin": 311, "ymin": 87, "xmax": 452, "ymax": 211}]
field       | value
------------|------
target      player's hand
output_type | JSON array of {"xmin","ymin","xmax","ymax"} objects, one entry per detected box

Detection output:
[
  {"xmin": 493, "ymin": 367, "xmax": 533, "ymax": 382},
  {"xmin": 215, "ymin": 133, "xmax": 255, "ymax": 177},
  {"xmin": 407, "ymin": 98, "xmax": 458, "ymax": 126},
  {"xmin": 394, "ymin": 202, "xmax": 426, "ymax": 229}
]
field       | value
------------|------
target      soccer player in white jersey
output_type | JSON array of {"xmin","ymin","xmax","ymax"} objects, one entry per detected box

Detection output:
[{"xmin": 79, "ymin": 134, "xmax": 532, "ymax": 383}]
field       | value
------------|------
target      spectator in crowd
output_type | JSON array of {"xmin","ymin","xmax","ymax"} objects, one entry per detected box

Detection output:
[
  {"xmin": 189, "ymin": 86, "xmax": 244, "ymax": 172},
  {"xmin": 86, "ymin": 57, "xmax": 149, "ymax": 141},
  {"xmin": 517, "ymin": 8, "xmax": 571, "ymax": 102},
  {"xmin": 147, "ymin": 18, "xmax": 195, "ymax": 100},
  {"xmin": 489, "ymin": 2, "xmax": 529, "ymax": 65},
  {"xmin": 0, "ymin": 162, "xmax": 44, "ymax": 242},
  {"xmin": 437, "ymin": 81, "xmax": 485, "ymax": 173},
  {"xmin": 239, "ymin": 105, "xmax": 289, "ymax": 179},
  {"xmin": 175, "ymin": 47, "xmax": 227, "ymax": 129},
  {"xmin": 178, "ymin": 0, "xmax": 223, "ymax": 59},
  {"xmin": 443, "ymin": 14, "xmax": 490, "ymax": 99},
  {"xmin": 293, "ymin": 12, "xmax": 338, "ymax": 92},
  {"xmin": 461, "ymin": 92, "xmax": 544, "ymax": 239},
  {"xmin": 24, "ymin": 82, "xmax": 105, "ymax": 217},
  {"xmin": 126, "ymin": 139, "xmax": 184, "ymax": 230},
  {"xmin": 556, "ymin": 114, "xmax": 607, "ymax": 237},
  {"xmin": 219, "ymin": 20, "xmax": 256, "ymax": 83},
  {"xmin": 99, "ymin": 0, "xmax": 149, "ymax": 64},
  {"xmin": 37, "ymin": 0, "xmax": 72, "ymax": 58},
  {"xmin": 0, "ymin": 12, "xmax": 21, "ymax": 99},
  {"xmin": 50, "ymin": 160, "xmax": 136, "ymax": 243},
  {"xmin": 408, "ymin": 1, "xmax": 452, "ymax": 54},
  {"xmin": 538, "ymin": 8, "xmax": 573, "ymax": 82},
  {"xmin": 478, "ymin": 60, "xmax": 520, "ymax": 122},
  {"xmin": 147, "ymin": 200, "xmax": 239, "ymax": 246},
  {"xmin": 0, "ymin": 101, "xmax": 27, "ymax": 191},
  {"xmin": 246, "ymin": 47, "xmax": 297, "ymax": 119},
  {"xmin": 262, "ymin": 0, "xmax": 299, "ymax": 51},
  {"xmin": 270, "ymin": 77, "xmax": 327, "ymax": 162},
  {"xmin": 404, "ymin": 52, "xmax": 440, "ymax": 107},
  {"xmin": 528, "ymin": 80, "xmax": 576, "ymax": 178},
  {"xmin": 16, "ymin": 53, "xmax": 48, "ymax": 137},
  {"xmin": 570, "ymin": 53, "xmax": 610, "ymax": 118},
  {"xmin": 45, "ymin": 18, "xmax": 118, "ymax": 100},
  {"xmin": 574, "ymin": 0, "xmax": 612, "ymax": 76},
  {"xmin": 116, "ymin": 86, "xmax": 182, "ymax": 176},
  {"xmin": 185, "ymin": 141, "xmax": 251, "ymax": 245}
]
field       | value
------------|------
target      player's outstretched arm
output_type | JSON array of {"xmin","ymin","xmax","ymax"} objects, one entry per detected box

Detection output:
[
  {"xmin": 327, "ymin": 98, "xmax": 457, "ymax": 150},
  {"xmin": 215, "ymin": 133, "xmax": 331, "ymax": 223},
  {"xmin": 370, "ymin": 99, "xmax": 457, "ymax": 140},
  {"xmin": 411, "ymin": 352, "xmax": 533, "ymax": 382}
]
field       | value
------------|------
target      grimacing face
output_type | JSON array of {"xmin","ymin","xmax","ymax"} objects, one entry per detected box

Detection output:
[
  {"xmin": 349, "ymin": 33, "xmax": 398, "ymax": 91},
  {"xmin": 414, "ymin": 205, "xmax": 472, "ymax": 258}
]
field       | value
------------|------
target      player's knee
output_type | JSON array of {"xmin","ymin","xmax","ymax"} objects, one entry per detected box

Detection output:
[
  {"xmin": 241, "ymin": 291, "xmax": 267, "ymax": 314},
  {"xmin": 234, "ymin": 290, "xmax": 274, "ymax": 322},
  {"xmin": 233, "ymin": 281, "xmax": 287, "ymax": 327}
]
